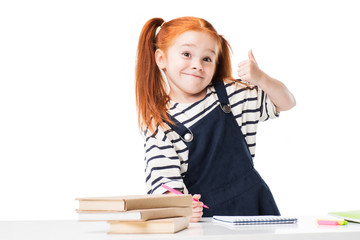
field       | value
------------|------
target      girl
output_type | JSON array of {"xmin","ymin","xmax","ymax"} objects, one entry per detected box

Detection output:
[{"xmin": 135, "ymin": 17, "xmax": 296, "ymax": 222}]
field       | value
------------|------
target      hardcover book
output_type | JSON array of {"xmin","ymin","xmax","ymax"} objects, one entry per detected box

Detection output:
[
  {"xmin": 108, "ymin": 216, "xmax": 190, "ymax": 234},
  {"xmin": 76, "ymin": 194, "xmax": 192, "ymax": 211},
  {"xmin": 77, "ymin": 206, "xmax": 192, "ymax": 221}
]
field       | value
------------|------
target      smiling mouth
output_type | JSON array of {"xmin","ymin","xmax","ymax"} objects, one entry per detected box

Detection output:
[{"xmin": 183, "ymin": 73, "xmax": 204, "ymax": 79}]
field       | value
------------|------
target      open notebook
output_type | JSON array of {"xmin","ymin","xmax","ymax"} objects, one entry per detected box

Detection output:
[{"xmin": 213, "ymin": 215, "xmax": 298, "ymax": 225}]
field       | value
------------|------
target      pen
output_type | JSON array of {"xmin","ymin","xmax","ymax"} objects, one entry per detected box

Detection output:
[
  {"xmin": 316, "ymin": 219, "xmax": 348, "ymax": 225},
  {"xmin": 161, "ymin": 184, "xmax": 210, "ymax": 209}
]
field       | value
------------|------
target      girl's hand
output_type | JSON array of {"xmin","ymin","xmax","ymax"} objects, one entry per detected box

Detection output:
[
  {"xmin": 238, "ymin": 49, "xmax": 296, "ymax": 112},
  {"xmin": 237, "ymin": 49, "xmax": 265, "ymax": 86},
  {"xmin": 190, "ymin": 194, "xmax": 203, "ymax": 222}
]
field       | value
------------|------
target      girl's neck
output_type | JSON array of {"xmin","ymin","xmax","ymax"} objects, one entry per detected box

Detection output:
[{"xmin": 169, "ymin": 88, "xmax": 207, "ymax": 104}]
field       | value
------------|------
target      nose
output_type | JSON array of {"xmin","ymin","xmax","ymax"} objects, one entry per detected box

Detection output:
[{"xmin": 191, "ymin": 59, "xmax": 203, "ymax": 71}]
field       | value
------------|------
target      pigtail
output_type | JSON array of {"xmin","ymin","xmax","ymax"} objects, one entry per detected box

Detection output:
[
  {"xmin": 213, "ymin": 35, "xmax": 233, "ymax": 83},
  {"xmin": 136, "ymin": 18, "xmax": 171, "ymax": 134}
]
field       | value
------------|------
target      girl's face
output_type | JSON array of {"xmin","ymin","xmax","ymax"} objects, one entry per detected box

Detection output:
[{"xmin": 156, "ymin": 31, "xmax": 218, "ymax": 103}]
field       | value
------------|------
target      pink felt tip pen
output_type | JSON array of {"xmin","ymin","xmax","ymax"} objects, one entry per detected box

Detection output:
[
  {"xmin": 316, "ymin": 219, "xmax": 348, "ymax": 225},
  {"xmin": 161, "ymin": 184, "xmax": 210, "ymax": 209}
]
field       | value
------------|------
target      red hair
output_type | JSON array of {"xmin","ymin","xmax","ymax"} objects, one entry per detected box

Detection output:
[{"xmin": 135, "ymin": 17, "xmax": 233, "ymax": 134}]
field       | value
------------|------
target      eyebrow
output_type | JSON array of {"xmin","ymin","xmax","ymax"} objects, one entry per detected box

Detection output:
[{"xmin": 180, "ymin": 44, "xmax": 216, "ymax": 55}]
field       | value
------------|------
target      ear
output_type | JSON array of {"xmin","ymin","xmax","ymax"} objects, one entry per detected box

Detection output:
[{"xmin": 155, "ymin": 49, "xmax": 167, "ymax": 70}]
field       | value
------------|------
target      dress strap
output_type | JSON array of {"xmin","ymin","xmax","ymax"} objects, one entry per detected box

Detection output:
[
  {"xmin": 166, "ymin": 113, "xmax": 194, "ymax": 143},
  {"xmin": 213, "ymin": 80, "xmax": 232, "ymax": 114},
  {"xmin": 164, "ymin": 81, "xmax": 230, "ymax": 141}
]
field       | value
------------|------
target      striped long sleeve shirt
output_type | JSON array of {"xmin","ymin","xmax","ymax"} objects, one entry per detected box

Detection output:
[{"xmin": 143, "ymin": 80, "xmax": 278, "ymax": 195}]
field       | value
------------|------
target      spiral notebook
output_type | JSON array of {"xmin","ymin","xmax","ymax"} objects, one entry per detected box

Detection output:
[{"xmin": 213, "ymin": 215, "xmax": 298, "ymax": 225}]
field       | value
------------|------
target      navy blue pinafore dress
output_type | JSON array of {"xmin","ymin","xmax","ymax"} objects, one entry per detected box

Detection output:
[{"xmin": 167, "ymin": 80, "xmax": 280, "ymax": 217}]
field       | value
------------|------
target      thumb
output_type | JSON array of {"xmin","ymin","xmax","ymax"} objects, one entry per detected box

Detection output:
[{"xmin": 248, "ymin": 49, "xmax": 257, "ymax": 64}]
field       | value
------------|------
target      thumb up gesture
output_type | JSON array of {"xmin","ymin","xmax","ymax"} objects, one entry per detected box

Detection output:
[{"xmin": 237, "ymin": 49, "xmax": 265, "ymax": 86}]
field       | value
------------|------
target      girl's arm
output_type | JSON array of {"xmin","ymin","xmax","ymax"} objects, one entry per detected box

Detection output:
[{"xmin": 237, "ymin": 50, "xmax": 296, "ymax": 112}]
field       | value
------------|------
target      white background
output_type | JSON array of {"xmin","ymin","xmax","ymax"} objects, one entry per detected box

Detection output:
[{"xmin": 1, "ymin": 0, "xmax": 359, "ymax": 220}]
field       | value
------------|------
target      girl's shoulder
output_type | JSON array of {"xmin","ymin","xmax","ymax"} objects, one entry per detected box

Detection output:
[
  {"xmin": 222, "ymin": 78, "xmax": 260, "ymax": 98},
  {"xmin": 223, "ymin": 78, "xmax": 258, "ymax": 90},
  {"xmin": 142, "ymin": 122, "xmax": 170, "ymax": 140}
]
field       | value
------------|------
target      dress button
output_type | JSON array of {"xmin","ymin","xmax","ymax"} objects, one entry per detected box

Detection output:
[
  {"xmin": 184, "ymin": 133, "xmax": 193, "ymax": 142},
  {"xmin": 222, "ymin": 104, "xmax": 231, "ymax": 113}
]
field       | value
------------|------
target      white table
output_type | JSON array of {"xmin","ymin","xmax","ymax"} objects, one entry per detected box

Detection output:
[{"xmin": 1, "ymin": 216, "xmax": 360, "ymax": 240}]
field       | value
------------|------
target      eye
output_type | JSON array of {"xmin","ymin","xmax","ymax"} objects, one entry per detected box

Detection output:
[
  {"xmin": 182, "ymin": 52, "xmax": 191, "ymax": 58},
  {"xmin": 203, "ymin": 57, "xmax": 212, "ymax": 62}
]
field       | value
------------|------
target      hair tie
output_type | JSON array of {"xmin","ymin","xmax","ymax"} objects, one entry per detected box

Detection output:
[{"xmin": 155, "ymin": 22, "xmax": 165, "ymax": 38}]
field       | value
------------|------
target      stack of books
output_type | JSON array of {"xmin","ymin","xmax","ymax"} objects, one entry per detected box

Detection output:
[{"xmin": 76, "ymin": 194, "xmax": 193, "ymax": 234}]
